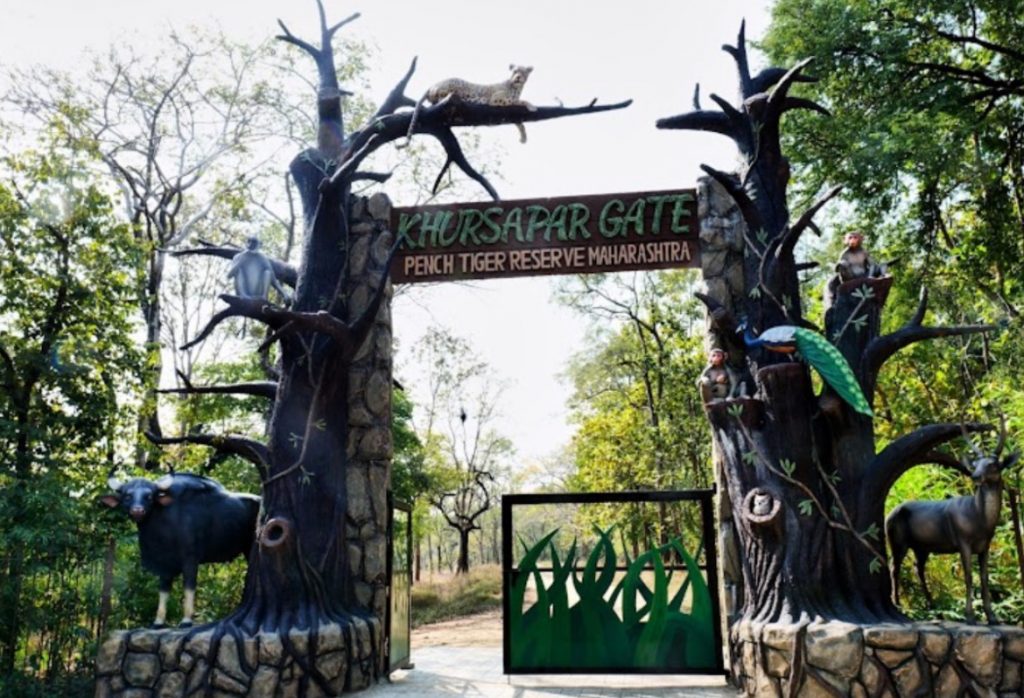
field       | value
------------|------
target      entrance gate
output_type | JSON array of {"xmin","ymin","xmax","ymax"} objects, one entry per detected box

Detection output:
[
  {"xmin": 392, "ymin": 187, "xmax": 712, "ymax": 677},
  {"xmin": 386, "ymin": 498, "xmax": 413, "ymax": 673},
  {"xmin": 501, "ymin": 489, "xmax": 724, "ymax": 675}
]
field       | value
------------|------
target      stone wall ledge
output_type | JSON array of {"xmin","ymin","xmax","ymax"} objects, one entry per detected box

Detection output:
[
  {"xmin": 732, "ymin": 619, "xmax": 1024, "ymax": 697},
  {"xmin": 95, "ymin": 617, "xmax": 382, "ymax": 698}
]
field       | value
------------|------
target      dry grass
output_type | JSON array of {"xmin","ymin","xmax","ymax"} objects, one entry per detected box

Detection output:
[{"xmin": 411, "ymin": 564, "xmax": 502, "ymax": 628}]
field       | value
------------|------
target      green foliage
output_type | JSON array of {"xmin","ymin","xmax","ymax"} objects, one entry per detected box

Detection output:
[
  {"xmin": 560, "ymin": 272, "xmax": 712, "ymax": 545},
  {"xmin": 391, "ymin": 388, "xmax": 427, "ymax": 505},
  {"xmin": 0, "ymin": 141, "xmax": 143, "ymax": 685},
  {"xmin": 509, "ymin": 527, "xmax": 715, "ymax": 671}
]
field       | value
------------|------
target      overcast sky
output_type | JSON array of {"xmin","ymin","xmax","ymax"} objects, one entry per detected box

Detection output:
[{"xmin": 0, "ymin": 0, "xmax": 773, "ymax": 466}]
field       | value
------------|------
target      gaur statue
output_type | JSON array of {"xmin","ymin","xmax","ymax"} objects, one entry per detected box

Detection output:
[{"xmin": 102, "ymin": 473, "xmax": 261, "ymax": 628}]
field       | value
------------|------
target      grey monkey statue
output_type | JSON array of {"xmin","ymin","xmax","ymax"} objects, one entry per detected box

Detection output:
[{"xmin": 227, "ymin": 237, "xmax": 290, "ymax": 303}]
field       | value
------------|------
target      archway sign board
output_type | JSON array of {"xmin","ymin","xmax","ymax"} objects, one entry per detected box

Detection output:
[{"xmin": 391, "ymin": 189, "xmax": 699, "ymax": 283}]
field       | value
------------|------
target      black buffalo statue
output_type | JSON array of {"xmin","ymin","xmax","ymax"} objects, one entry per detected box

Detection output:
[{"xmin": 101, "ymin": 473, "xmax": 260, "ymax": 627}]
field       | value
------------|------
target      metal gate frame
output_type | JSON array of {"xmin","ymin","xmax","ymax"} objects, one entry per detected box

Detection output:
[
  {"xmin": 386, "ymin": 495, "xmax": 413, "ymax": 673},
  {"xmin": 501, "ymin": 489, "xmax": 725, "ymax": 676}
]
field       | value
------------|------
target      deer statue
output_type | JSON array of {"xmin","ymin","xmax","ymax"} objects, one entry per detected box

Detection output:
[{"xmin": 886, "ymin": 416, "xmax": 1019, "ymax": 623}]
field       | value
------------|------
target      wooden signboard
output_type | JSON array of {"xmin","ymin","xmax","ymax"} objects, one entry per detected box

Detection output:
[{"xmin": 390, "ymin": 189, "xmax": 699, "ymax": 283}]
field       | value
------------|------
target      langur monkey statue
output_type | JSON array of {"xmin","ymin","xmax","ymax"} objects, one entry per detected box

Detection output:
[{"xmin": 227, "ymin": 237, "xmax": 290, "ymax": 303}]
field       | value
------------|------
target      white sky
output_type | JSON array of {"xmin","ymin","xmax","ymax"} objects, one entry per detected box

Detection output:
[{"xmin": 0, "ymin": 0, "xmax": 772, "ymax": 465}]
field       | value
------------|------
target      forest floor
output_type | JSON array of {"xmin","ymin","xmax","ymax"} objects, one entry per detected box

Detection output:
[{"xmin": 412, "ymin": 608, "xmax": 502, "ymax": 648}]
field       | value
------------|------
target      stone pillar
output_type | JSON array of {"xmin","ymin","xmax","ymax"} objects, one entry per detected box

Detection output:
[
  {"xmin": 345, "ymin": 192, "xmax": 394, "ymax": 635},
  {"xmin": 696, "ymin": 174, "xmax": 747, "ymax": 671}
]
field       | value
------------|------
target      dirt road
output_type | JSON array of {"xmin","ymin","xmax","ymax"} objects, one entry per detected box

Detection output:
[{"xmin": 412, "ymin": 609, "xmax": 502, "ymax": 649}]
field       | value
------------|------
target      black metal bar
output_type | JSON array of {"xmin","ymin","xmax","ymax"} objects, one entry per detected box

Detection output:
[
  {"xmin": 501, "ymin": 494, "xmax": 513, "ymax": 676},
  {"xmin": 503, "ymin": 489, "xmax": 715, "ymax": 506},
  {"xmin": 701, "ymin": 493, "xmax": 726, "ymax": 674},
  {"xmin": 385, "ymin": 491, "xmax": 394, "ymax": 675}
]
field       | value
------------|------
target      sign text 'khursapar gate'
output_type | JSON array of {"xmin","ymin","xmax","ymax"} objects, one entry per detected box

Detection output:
[{"xmin": 390, "ymin": 189, "xmax": 700, "ymax": 283}]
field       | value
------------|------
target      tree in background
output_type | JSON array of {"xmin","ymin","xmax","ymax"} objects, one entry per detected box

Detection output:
[
  {"xmin": 559, "ymin": 272, "xmax": 711, "ymax": 552},
  {"xmin": 0, "ymin": 140, "xmax": 140, "ymax": 686},
  {"xmin": 762, "ymin": 0, "xmax": 1024, "ymax": 320},
  {"xmin": 413, "ymin": 327, "xmax": 512, "ymax": 574},
  {"xmin": 4, "ymin": 31, "xmax": 327, "ymax": 466}
]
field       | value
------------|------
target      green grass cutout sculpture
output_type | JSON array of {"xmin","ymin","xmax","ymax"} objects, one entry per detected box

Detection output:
[{"xmin": 508, "ymin": 526, "xmax": 716, "ymax": 671}]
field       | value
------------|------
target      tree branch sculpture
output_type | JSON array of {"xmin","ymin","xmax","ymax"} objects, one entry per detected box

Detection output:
[
  {"xmin": 144, "ymin": 2, "xmax": 631, "ymax": 692},
  {"xmin": 659, "ymin": 21, "xmax": 996, "ymax": 631}
]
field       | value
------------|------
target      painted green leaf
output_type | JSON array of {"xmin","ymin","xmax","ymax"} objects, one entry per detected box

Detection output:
[
  {"xmin": 792, "ymin": 328, "xmax": 873, "ymax": 416},
  {"xmin": 633, "ymin": 553, "xmax": 669, "ymax": 667}
]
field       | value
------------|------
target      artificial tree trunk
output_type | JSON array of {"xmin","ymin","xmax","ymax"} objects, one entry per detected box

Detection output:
[
  {"xmin": 135, "ymin": 2, "xmax": 629, "ymax": 693},
  {"xmin": 658, "ymin": 23, "xmax": 994, "ymax": 627}
]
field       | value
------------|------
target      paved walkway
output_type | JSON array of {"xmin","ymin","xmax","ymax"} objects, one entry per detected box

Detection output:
[{"xmin": 367, "ymin": 647, "xmax": 734, "ymax": 697}]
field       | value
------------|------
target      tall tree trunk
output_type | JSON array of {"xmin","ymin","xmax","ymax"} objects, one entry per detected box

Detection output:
[
  {"xmin": 414, "ymin": 537, "xmax": 421, "ymax": 583},
  {"xmin": 0, "ymin": 408, "xmax": 31, "ymax": 674},
  {"xmin": 137, "ymin": 249, "xmax": 165, "ymax": 469},
  {"xmin": 1008, "ymin": 485, "xmax": 1024, "ymax": 589},
  {"xmin": 490, "ymin": 519, "xmax": 500, "ymax": 565},
  {"xmin": 97, "ymin": 536, "xmax": 117, "ymax": 640},
  {"xmin": 457, "ymin": 529, "xmax": 471, "ymax": 575}
]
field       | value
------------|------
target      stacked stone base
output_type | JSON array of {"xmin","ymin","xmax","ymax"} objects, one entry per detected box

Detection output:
[
  {"xmin": 95, "ymin": 617, "xmax": 381, "ymax": 697},
  {"xmin": 732, "ymin": 619, "xmax": 1024, "ymax": 697}
]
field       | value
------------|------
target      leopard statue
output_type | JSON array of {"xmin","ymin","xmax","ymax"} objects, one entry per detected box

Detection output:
[{"xmin": 400, "ymin": 65, "xmax": 536, "ymax": 147}]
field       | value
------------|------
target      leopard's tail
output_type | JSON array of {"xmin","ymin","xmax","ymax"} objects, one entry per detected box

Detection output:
[{"xmin": 398, "ymin": 93, "xmax": 429, "ymax": 149}]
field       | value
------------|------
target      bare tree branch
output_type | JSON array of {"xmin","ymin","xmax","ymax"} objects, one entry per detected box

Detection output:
[
  {"xmin": 861, "ymin": 423, "xmax": 990, "ymax": 505},
  {"xmin": 145, "ymin": 430, "xmax": 270, "ymax": 479},
  {"xmin": 777, "ymin": 185, "xmax": 843, "ymax": 261},
  {"xmin": 863, "ymin": 287, "xmax": 996, "ymax": 393},
  {"xmin": 171, "ymin": 239, "xmax": 298, "ymax": 287},
  {"xmin": 370, "ymin": 57, "xmax": 418, "ymax": 122},
  {"xmin": 159, "ymin": 369, "xmax": 277, "ymax": 400},
  {"xmin": 700, "ymin": 164, "xmax": 764, "ymax": 234}
]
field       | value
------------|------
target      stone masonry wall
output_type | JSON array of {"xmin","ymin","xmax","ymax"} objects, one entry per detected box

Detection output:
[
  {"xmin": 95, "ymin": 620, "xmax": 380, "ymax": 697},
  {"xmin": 697, "ymin": 175, "xmax": 747, "ymax": 636},
  {"xmin": 344, "ymin": 192, "xmax": 394, "ymax": 627},
  {"xmin": 733, "ymin": 618, "xmax": 1024, "ymax": 697}
]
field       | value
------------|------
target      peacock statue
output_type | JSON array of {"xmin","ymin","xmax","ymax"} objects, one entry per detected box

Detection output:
[{"xmin": 739, "ymin": 323, "xmax": 874, "ymax": 417}]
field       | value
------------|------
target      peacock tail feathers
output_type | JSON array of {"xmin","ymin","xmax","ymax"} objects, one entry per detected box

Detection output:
[{"xmin": 792, "ymin": 328, "xmax": 874, "ymax": 417}]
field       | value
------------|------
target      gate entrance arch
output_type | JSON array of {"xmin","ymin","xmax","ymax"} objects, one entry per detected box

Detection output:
[{"xmin": 387, "ymin": 184, "xmax": 737, "ymax": 678}]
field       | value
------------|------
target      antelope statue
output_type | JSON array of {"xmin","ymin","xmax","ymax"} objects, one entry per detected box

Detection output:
[{"xmin": 886, "ymin": 417, "xmax": 1019, "ymax": 623}]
